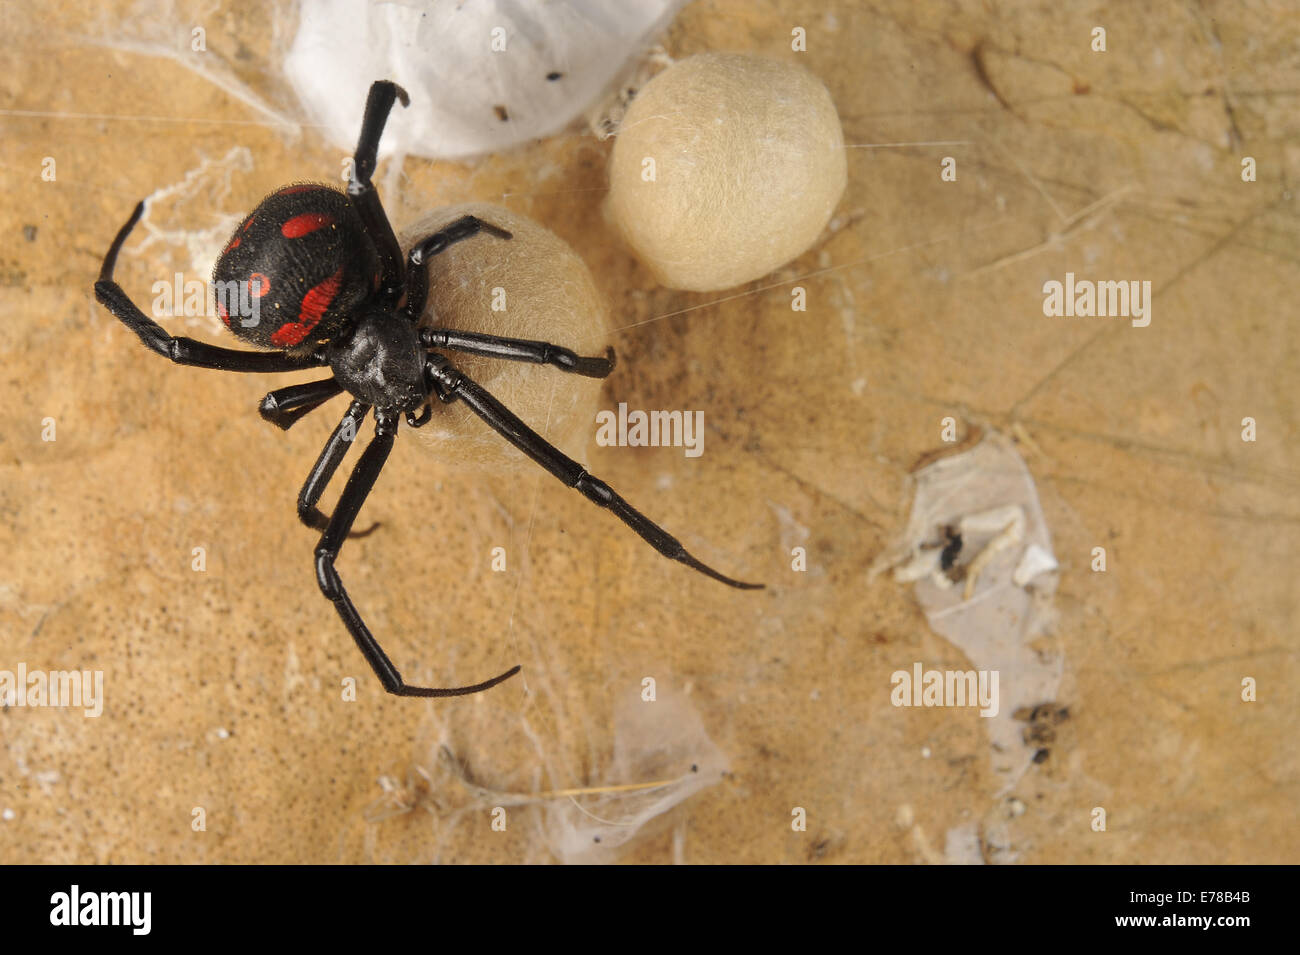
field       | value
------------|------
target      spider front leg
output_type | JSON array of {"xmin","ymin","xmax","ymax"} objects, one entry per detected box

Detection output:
[
  {"xmin": 259, "ymin": 377, "xmax": 344, "ymax": 431},
  {"xmin": 314, "ymin": 412, "xmax": 522, "ymax": 697},
  {"xmin": 296, "ymin": 399, "xmax": 379, "ymax": 540},
  {"xmin": 401, "ymin": 218, "xmax": 614, "ymax": 378},
  {"xmin": 349, "ymin": 80, "xmax": 410, "ymax": 305},
  {"xmin": 94, "ymin": 202, "xmax": 326, "ymax": 373},
  {"xmin": 425, "ymin": 357, "xmax": 763, "ymax": 590},
  {"xmin": 421, "ymin": 328, "xmax": 616, "ymax": 379},
  {"xmin": 400, "ymin": 216, "xmax": 514, "ymax": 322}
]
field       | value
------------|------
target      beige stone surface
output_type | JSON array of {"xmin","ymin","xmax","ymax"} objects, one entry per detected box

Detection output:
[{"xmin": 0, "ymin": 0, "xmax": 1295, "ymax": 863}]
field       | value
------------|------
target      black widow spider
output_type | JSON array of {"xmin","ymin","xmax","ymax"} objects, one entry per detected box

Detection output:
[{"xmin": 94, "ymin": 80, "xmax": 762, "ymax": 699}]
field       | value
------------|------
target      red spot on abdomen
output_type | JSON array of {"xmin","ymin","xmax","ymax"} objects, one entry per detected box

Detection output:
[
  {"xmin": 271, "ymin": 267, "xmax": 344, "ymax": 347},
  {"xmin": 275, "ymin": 185, "xmax": 320, "ymax": 197},
  {"xmin": 217, "ymin": 301, "xmax": 231, "ymax": 328},
  {"xmin": 223, "ymin": 236, "xmax": 241, "ymax": 254},
  {"xmin": 248, "ymin": 272, "xmax": 270, "ymax": 297},
  {"xmin": 281, "ymin": 213, "xmax": 335, "ymax": 238}
]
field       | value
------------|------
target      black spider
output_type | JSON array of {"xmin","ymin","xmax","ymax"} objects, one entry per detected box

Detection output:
[{"xmin": 94, "ymin": 81, "xmax": 762, "ymax": 699}]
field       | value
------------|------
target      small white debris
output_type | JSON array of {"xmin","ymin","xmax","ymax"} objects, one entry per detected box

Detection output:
[
  {"xmin": 872, "ymin": 430, "xmax": 1063, "ymax": 793},
  {"xmin": 1013, "ymin": 543, "xmax": 1059, "ymax": 587},
  {"xmin": 944, "ymin": 823, "xmax": 985, "ymax": 864}
]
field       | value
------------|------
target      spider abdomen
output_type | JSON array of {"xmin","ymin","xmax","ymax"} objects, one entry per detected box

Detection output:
[{"xmin": 213, "ymin": 184, "xmax": 379, "ymax": 351}]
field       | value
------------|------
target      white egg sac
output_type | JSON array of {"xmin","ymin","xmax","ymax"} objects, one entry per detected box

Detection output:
[{"xmin": 284, "ymin": 0, "xmax": 686, "ymax": 160}]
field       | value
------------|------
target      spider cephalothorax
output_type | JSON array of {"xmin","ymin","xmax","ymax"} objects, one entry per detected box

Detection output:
[
  {"xmin": 327, "ymin": 308, "xmax": 427, "ymax": 413},
  {"xmin": 94, "ymin": 80, "xmax": 762, "ymax": 699}
]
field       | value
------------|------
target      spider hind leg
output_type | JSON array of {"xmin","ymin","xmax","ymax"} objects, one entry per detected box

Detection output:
[
  {"xmin": 426, "ymin": 357, "xmax": 764, "ymax": 590},
  {"xmin": 312, "ymin": 412, "xmax": 522, "ymax": 697}
]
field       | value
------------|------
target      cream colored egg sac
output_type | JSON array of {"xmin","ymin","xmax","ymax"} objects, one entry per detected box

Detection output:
[
  {"xmin": 606, "ymin": 53, "xmax": 847, "ymax": 292},
  {"xmin": 402, "ymin": 204, "xmax": 610, "ymax": 470}
]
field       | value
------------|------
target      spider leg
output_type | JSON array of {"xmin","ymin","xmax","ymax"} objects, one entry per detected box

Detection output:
[
  {"xmin": 425, "ymin": 357, "xmax": 764, "ymax": 590},
  {"xmin": 401, "ymin": 220, "xmax": 609, "ymax": 376},
  {"xmin": 259, "ymin": 377, "xmax": 345, "ymax": 431},
  {"xmin": 94, "ymin": 202, "xmax": 325, "ymax": 373},
  {"xmin": 314, "ymin": 412, "xmax": 522, "ymax": 697},
  {"xmin": 348, "ymin": 81, "xmax": 409, "ymax": 306},
  {"xmin": 405, "ymin": 403, "xmax": 433, "ymax": 429},
  {"xmin": 421, "ymin": 328, "xmax": 616, "ymax": 379},
  {"xmin": 400, "ymin": 216, "xmax": 513, "ymax": 321},
  {"xmin": 297, "ymin": 399, "xmax": 379, "ymax": 539}
]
